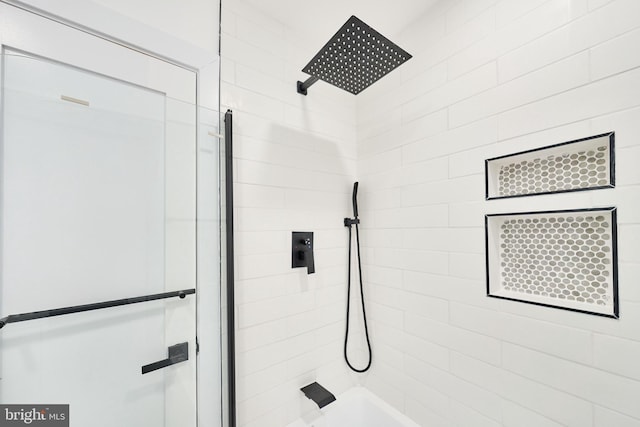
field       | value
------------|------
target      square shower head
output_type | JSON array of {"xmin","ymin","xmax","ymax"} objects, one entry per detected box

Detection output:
[{"xmin": 298, "ymin": 15, "xmax": 412, "ymax": 95}]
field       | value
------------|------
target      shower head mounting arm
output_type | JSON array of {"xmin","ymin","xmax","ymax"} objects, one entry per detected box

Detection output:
[{"xmin": 297, "ymin": 76, "xmax": 320, "ymax": 96}]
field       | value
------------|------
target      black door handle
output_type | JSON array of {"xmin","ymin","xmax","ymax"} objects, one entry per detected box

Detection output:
[{"xmin": 142, "ymin": 342, "xmax": 189, "ymax": 374}]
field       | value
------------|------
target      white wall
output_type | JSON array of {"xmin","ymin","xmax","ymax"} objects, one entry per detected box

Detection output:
[
  {"xmin": 357, "ymin": 0, "xmax": 640, "ymax": 426},
  {"xmin": 220, "ymin": 1, "xmax": 360, "ymax": 426}
]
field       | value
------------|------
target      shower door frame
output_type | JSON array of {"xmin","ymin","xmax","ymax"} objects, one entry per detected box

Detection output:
[{"xmin": 0, "ymin": 1, "xmax": 224, "ymax": 426}]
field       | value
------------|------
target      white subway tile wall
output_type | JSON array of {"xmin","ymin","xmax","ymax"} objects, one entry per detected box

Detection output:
[
  {"xmin": 221, "ymin": 2, "xmax": 359, "ymax": 426},
  {"xmin": 357, "ymin": 0, "xmax": 640, "ymax": 426},
  {"xmin": 222, "ymin": 0, "xmax": 640, "ymax": 426}
]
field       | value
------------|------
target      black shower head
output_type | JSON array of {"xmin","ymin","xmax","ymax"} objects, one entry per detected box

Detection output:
[{"xmin": 297, "ymin": 15, "xmax": 412, "ymax": 96}]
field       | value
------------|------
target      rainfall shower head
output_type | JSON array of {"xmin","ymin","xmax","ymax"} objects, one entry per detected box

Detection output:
[{"xmin": 297, "ymin": 15, "xmax": 412, "ymax": 96}]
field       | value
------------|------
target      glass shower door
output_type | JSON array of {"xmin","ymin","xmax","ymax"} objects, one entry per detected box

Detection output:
[{"xmin": 0, "ymin": 30, "xmax": 197, "ymax": 427}]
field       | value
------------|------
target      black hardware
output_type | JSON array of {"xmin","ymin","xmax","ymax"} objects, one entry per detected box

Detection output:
[
  {"xmin": 141, "ymin": 342, "xmax": 189, "ymax": 374},
  {"xmin": 297, "ymin": 16, "xmax": 412, "ymax": 96},
  {"xmin": 0, "ymin": 288, "xmax": 195, "ymax": 330},
  {"xmin": 301, "ymin": 382, "xmax": 336, "ymax": 408},
  {"xmin": 344, "ymin": 181, "xmax": 373, "ymax": 373},
  {"xmin": 292, "ymin": 231, "xmax": 315, "ymax": 274},
  {"xmin": 296, "ymin": 76, "xmax": 320, "ymax": 95},
  {"xmin": 224, "ymin": 109, "xmax": 237, "ymax": 427},
  {"xmin": 352, "ymin": 181, "xmax": 359, "ymax": 218},
  {"xmin": 344, "ymin": 218, "xmax": 360, "ymax": 227}
]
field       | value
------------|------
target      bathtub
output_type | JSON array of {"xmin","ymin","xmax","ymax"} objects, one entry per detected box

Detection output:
[{"xmin": 286, "ymin": 387, "xmax": 420, "ymax": 427}]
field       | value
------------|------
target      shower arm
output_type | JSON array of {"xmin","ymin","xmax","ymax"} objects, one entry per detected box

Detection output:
[{"xmin": 296, "ymin": 75, "xmax": 320, "ymax": 96}]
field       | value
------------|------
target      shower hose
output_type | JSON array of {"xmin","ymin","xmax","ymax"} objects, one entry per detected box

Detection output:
[{"xmin": 344, "ymin": 182, "xmax": 372, "ymax": 373}]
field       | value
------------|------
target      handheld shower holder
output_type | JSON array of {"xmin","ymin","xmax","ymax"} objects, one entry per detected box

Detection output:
[{"xmin": 344, "ymin": 218, "xmax": 360, "ymax": 227}]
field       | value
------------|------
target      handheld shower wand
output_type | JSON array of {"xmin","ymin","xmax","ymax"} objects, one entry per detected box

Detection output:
[
  {"xmin": 343, "ymin": 182, "xmax": 372, "ymax": 373},
  {"xmin": 352, "ymin": 181, "xmax": 359, "ymax": 219}
]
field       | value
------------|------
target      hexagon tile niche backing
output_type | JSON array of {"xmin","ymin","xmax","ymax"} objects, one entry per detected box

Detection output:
[
  {"xmin": 485, "ymin": 132, "xmax": 615, "ymax": 200},
  {"xmin": 485, "ymin": 208, "xmax": 619, "ymax": 318}
]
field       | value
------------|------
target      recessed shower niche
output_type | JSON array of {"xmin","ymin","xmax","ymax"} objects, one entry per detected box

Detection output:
[
  {"xmin": 485, "ymin": 132, "xmax": 615, "ymax": 200},
  {"xmin": 485, "ymin": 208, "xmax": 618, "ymax": 318}
]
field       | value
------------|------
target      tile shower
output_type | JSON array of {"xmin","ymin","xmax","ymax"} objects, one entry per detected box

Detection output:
[{"xmin": 222, "ymin": 0, "xmax": 640, "ymax": 426}]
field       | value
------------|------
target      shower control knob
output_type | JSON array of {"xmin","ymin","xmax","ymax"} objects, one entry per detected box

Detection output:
[{"xmin": 292, "ymin": 232, "xmax": 315, "ymax": 275}]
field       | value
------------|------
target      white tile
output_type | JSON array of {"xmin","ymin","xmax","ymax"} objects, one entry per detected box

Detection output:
[
  {"xmin": 498, "ymin": 68, "xmax": 640, "ymax": 140},
  {"xmin": 498, "ymin": 0, "xmax": 640, "ymax": 82},
  {"xmin": 450, "ymin": 0, "xmax": 571, "ymax": 79},
  {"xmin": 446, "ymin": 227, "xmax": 486, "ymax": 254},
  {"xmin": 359, "ymin": 149, "xmax": 402, "ymax": 176},
  {"xmin": 594, "ymin": 334, "xmax": 640, "ymax": 381},
  {"xmin": 445, "ymin": 0, "xmax": 498, "ymax": 34},
  {"xmin": 569, "ymin": 0, "xmax": 590, "ymax": 19},
  {"xmin": 496, "ymin": 0, "xmax": 553, "ymax": 27},
  {"xmin": 401, "ymin": 180, "xmax": 454, "ymax": 206},
  {"xmin": 501, "ymin": 400, "xmax": 566, "ymax": 427},
  {"xmin": 234, "ymin": 14, "xmax": 285, "ymax": 58},
  {"xmin": 357, "ymin": 109, "xmax": 402, "ymax": 142},
  {"xmin": 363, "ymin": 372, "xmax": 406, "ymax": 415},
  {"xmin": 360, "ymin": 187, "xmax": 403, "ymax": 210},
  {"xmin": 399, "ymin": 158, "xmax": 449, "ymax": 186},
  {"xmin": 235, "ymin": 184, "xmax": 286, "ymax": 209},
  {"xmin": 221, "ymin": 35, "xmax": 285, "ymax": 79},
  {"xmin": 236, "ymin": 274, "xmax": 292, "ymax": 304},
  {"xmin": 403, "ymin": 228, "xmax": 451, "ymax": 251},
  {"xmin": 401, "ymin": 332, "xmax": 451, "ymax": 371},
  {"xmin": 234, "ymin": 63, "xmax": 287, "ymax": 102},
  {"xmin": 402, "ymin": 375, "xmax": 451, "ymax": 420},
  {"xmin": 589, "ymin": 0, "xmax": 615, "ymax": 10},
  {"xmin": 405, "ymin": 313, "xmax": 502, "ymax": 365},
  {"xmin": 402, "ymin": 9, "xmax": 495, "ymax": 83},
  {"xmin": 403, "ymin": 270, "xmax": 486, "ymax": 305},
  {"xmin": 402, "ymin": 62, "xmax": 497, "ymax": 124},
  {"xmin": 362, "ymin": 265, "xmax": 403, "ymax": 288},
  {"xmin": 592, "ymin": 28, "xmax": 640, "ymax": 80},
  {"xmin": 449, "ymin": 201, "xmax": 485, "ymax": 227},
  {"xmin": 590, "ymin": 106, "xmax": 640, "ymax": 149},
  {"xmin": 503, "ymin": 343, "xmax": 640, "ymax": 419},
  {"xmin": 362, "ymin": 228, "xmax": 404, "ymax": 250},
  {"xmin": 373, "ymin": 248, "xmax": 449, "ymax": 275},
  {"xmin": 403, "ymin": 117, "xmax": 498, "ymax": 164},
  {"xmin": 220, "ymin": 83, "xmax": 284, "ymax": 121},
  {"xmin": 452, "ymin": 352, "xmax": 594, "ymax": 427},
  {"xmin": 617, "ymin": 146, "xmax": 640, "ymax": 186},
  {"xmin": 595, "ymin": 406, "xmax": 640, "ymax": 427},
  {"xmin": 618, "ymin": 263, "xmax": 640, "ymax": 302},
  {"xmin": 450, "ymin": 303, "xmax": 594, "ymax": 364},
  {"xmin": 400, "ymin": 109, "xmax": 449, "ymax": 145},
  {"xmin": 237, "ymin": 291, "xmax": 315, "ymax": 328},
  {"xmin": 369, "ymin": 302, "xmax": 404, "ymax": 329},
  {"xmin": 405, "ymin": 354, "xmax": 502, "ymax": 421},
  {"xmin": 284, "ymin": 189, "xmax": 350, "ymax": 212},
  {"xmin": 405, "ymin": 398, "xmax": 450, "ymax": 427},
  {"xmin": 452, "ymin": 52, "xmax": 589, "ymax": 127},
  {"xmin": 236, "ymin": 319, "xmax": 287, "ymax": 352},
  {"xmin": 449, "ymin": 253, "xmax": 485, "ymax": 279},
  {"xmin": 618, "ymin": 225, "xmax": 640, "ymax": 263},
  {"xmin": 451, "ymin": 401, "xmax": 501, "ymax": 427},
  {"xmin": 374, "ymin": 205, "xmax": 449, "ymax": 229}
]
